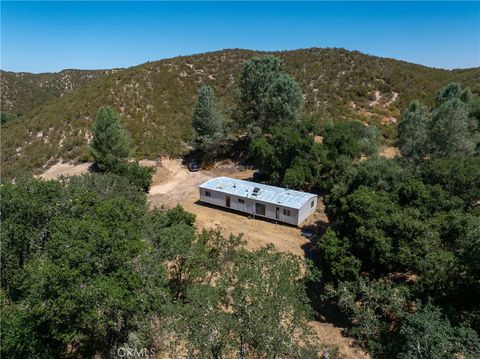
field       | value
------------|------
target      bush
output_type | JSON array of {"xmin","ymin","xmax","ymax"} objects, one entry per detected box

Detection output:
[{"xmin": 112, "ymin": 162, "xmax": 155, "ymax": 193}]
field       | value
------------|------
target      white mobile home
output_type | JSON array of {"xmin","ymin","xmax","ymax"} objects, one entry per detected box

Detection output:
[{"xmin": 198, "ymin": 177, "xmax": 317, "ymax": 226}]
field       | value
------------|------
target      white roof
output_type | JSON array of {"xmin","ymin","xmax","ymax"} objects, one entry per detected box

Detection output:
[{"xmin": 199, "ymin": 177, "xmax": 316, "ymax": 210}]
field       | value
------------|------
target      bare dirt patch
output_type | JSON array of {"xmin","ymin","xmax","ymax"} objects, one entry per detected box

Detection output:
[
  {"xmin": 309, "ymin": 321, "xmax": 369, "ymax": 359},
  {"xmin": 379, "ymin": 146, "xmax": 400, "ymax": 159},
  {"xmin": 39, "ymin": 161, "xmax": 92, "ymax": 180}
]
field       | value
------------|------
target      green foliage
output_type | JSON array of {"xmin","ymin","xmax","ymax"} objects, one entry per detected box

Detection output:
[
  {"xmin": 0, "ymin": 178, "xmax": 63, "ymax": 293},
  {"xmin": 0, "ymin": 175, "xmax": 163, "ymax": 357},
  {"xmin": 90, "ymin": 106, "xmax": 131, "ymax": 171},
  {"xmin": 397, "ymin": 305, "xmax": 480, "ymax": 359},
  {"xmin": 250, "ymin": 120, "xmax": 324, "ymax": 188},
  {"xmin": 397, "ymin": 100, "xmax": 431, "ymax": 159},
  {"xmin": 234, "ymin": 55, "xmax": 303, "ymax": 134},
  {"xmin": 112, "ymin": 162, "xmax": 155, "ymax": 192},
  {"xmin": 88, "ymin": 106, "xmax": 154, "ymax": 192},
  {"xmin": 2, "ymin": 174, "xmax": 320, "ymax": 358},
  {"xmin": 332, "ymin": 278, "xmax": 411, "ymax": 356},
  {"xmin": 398, "ymin": 83, "xmax": 480, "ymax": 159},
  {"xmin": 419, "ymin": 155, "xmax": 480, "ymax": 209},
  {"xmin": 0, "ymin": 112, "xmax": 20, "ymax": 125},
  {"xmin": 317, "ymin": 229, "xmax": 361, "ymax": 282},
  {"xmin": 192, "ymin": 85, "xmax": 224, "ymax": 163},
  {"xmin": 430, "ymin": 97, "xmax": 478, "ymax": 156},
  {"xmin": 322, "ymin": 120, "xmax": 379, "ymax": 160},
  {"xmin": 172, "ymin": 245, "xmax": 318, "ymax": 358},
  {"xmin": 317, "ymin": 86, "xmax": 480, "ymax": 357}
]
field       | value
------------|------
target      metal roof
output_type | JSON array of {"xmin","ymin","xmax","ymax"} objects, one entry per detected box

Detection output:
[{"xmin": 199, "ymin": 177, "xmax": 316, "ymax": 210}]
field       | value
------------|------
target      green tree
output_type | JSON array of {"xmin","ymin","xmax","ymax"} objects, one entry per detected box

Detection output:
[
  {"xmin": 332, "ymin": 278, "xmax": 411, "ymax": 356},
  {"xmin": 221, "ymin": 246, "xmax": 318, "ymax": 358},
  {"xmin": 322, "ymin": 120, "xmax": 379, "ymax": 160},
  {"xmin": 435, "ymin": 82, "xmax": 464, "ymax": 106},
  {"xmin": 249, "ymin": 121, "xmax": 324, "ymax": 188},
  {"xmin": 317, "ymin": 228, "xmax": 361, "ymax": 282},
  {"xmin": 398, "ymin": 305, "xmax": 480, "ymax": 359},
  {"xmin": 90, "ymin": 106, "xmax": 131, "ymax": 171},
  {"xmin": 419, "ymin": 156, "xmax": 480, "ymax": 209},
  {"xmin": 192, "ymin": 85, "xmax": 224, "ymax": 163},
  {"xmin": 1, "ymin": 175, "xmax": 166, "ymax": 358},
  {"xmin": 0, "ymin": 178, "xmax": 62, "ymax": 293},
  {"xmin": 234, "ymin": 55, "xmax": 303, "ymax": 134},
  {"xmin": 430, "ymin": 97, "xmax": 478, "ymax": 156},
  {"xmin": 397, "ymin": 101, "xmax": 431, "ymax": 159}
]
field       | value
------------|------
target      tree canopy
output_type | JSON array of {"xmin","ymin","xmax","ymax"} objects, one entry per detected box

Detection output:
[
  {"xmin": 90, "ymin": 106, "xmax": 131, "ymax": 171},
  {"xmin": 234, "ymin": 55, "xmax": 303, "ymax": 135},
  {"xmin": 1, "ymin": 174, "xmax": 321, "ymax": 358},
  {"xmin": 307, "ymin": 83, "xmax": 480, "ymax": 358},
  {"xmin": 398, "ymin": 83, "xmax": 480, "ymax": 159},
  {"xmin": 192, "ymin": 85, "xmax": 224, "ymax": 164}
]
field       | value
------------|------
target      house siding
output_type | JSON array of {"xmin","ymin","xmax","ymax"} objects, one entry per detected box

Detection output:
[{"xmin": 199, "ymin": 188, "xmax": 309, "ymax": 226}]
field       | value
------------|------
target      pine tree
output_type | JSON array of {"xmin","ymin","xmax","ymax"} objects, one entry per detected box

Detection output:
[
  {"xmin": 90, "ymin": 106, "xmax": 131, "ymax": 171},
  {"xmin": 430, "ymin": 97, "xmax": 478, "ymax": 156},
  {"xmin": 192, "ymin": 85, "xmax": 224, "ymax": 163},
  {"xmin": 234, "ymin": 55, "xmax": 303, "ymax": 135},
  {"xmin": 397, "ymin": 100, "xmax": 431, "ymax": 160}
]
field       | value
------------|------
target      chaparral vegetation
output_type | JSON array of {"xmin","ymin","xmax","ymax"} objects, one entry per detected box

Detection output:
[{"xmin": 1, "ymin": 51, "xmax": 480, "ymax": 359}]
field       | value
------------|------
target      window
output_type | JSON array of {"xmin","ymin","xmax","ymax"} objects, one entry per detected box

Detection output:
[
  {"xmin": 205, "ymin": 190, "xmax": 211, "ymax": 197},
  {"xmin": 283, "ymin": 208, "xmax": 291, "ymax": 216},
  {"xmin": 238, "ymin": 198, "xmax": 245, "ymax": 204},
  {"xmin": 255, "ymin": 203, "xmax": 266, "ymax": 216},
  {"xmin": 311, "ymin": 200, "xmax": 315, "ymax": 208}
]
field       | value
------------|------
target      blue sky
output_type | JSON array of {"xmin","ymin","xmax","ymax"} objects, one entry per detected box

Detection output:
[{"xmin": 1, "ymin": 1, "xmax": 479, "ymax": 73}]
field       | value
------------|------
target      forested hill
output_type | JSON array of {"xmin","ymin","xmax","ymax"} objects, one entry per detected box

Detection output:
[{"xmin": 2, "ymin": 48, "xmax": 480, "ymax": 179}]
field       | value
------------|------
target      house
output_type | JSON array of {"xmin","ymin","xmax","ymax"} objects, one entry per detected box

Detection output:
[{"xmin": 198, "ymin": 177, "xmax": 317, "ymax": 226}]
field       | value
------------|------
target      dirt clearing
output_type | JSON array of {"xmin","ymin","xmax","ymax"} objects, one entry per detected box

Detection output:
[{"xmin": 148, "ymin": 159, "xmax": 326, "ymax": 256}]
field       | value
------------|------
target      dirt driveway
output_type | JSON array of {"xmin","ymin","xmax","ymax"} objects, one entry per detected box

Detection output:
[{"xmin": 148, "ymin": 159, "xmax": 327, "ymax": 256}]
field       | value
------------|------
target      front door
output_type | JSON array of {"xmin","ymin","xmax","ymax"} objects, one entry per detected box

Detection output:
[
  {"xmin": 255, "ymin": 203, "xmax": 266, "ymax": 216},
  {"xmin": 276, "ymin": 207, "xmax": 279, "ymax": 219},
  {"xmin": 225, "ymin": 196, "xmax": 231, "ymax": 208}
]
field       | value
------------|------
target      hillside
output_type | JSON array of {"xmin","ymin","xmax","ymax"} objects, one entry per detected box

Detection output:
[
  {"xmin": 1, "ymin": 68, "xmax": 119, "ymax": 115},
  {"xmin": 2, "ymin": 48, "xmax": 479, "ymax": 179},
  {"xmin": 1, "ymin": 71, "xmax": 55, "ymax": 116}
]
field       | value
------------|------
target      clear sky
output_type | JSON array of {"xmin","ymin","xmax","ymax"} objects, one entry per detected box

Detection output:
[{"xmin": 1, "ymin": 1, "xmax": 479, "ymax": 73}]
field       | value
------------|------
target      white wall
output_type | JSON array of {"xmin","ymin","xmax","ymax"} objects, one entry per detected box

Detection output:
[
  {"xmin": 297, "ymin": 196, "xmax": 317, "ymax": 225},
  {"xmin": 199, "ymin": 188, "xmax": 309, "ymax": 226}
]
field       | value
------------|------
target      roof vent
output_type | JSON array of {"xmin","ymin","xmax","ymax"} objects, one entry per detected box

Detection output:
[{"xmin": 251, "ymin": 187, "xmax": 261, "ymax": 197}]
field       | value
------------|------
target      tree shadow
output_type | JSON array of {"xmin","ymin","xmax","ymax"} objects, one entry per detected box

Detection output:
[{"xmin": 301, "ymin": 219, "xmax": 354, "ymax": 330}]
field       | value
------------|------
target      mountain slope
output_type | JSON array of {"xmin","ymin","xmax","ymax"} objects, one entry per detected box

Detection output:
[
  {"xmin": 1, "ymin": 69, "xmax": 120, "ymax": 115},
  {"xmin": 2, "ymin": 48, "xmax": 479, "ymax": 179},
  {"xmin": 1, "ymin": 71, "xmax": 56, "ymax": 115}
]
